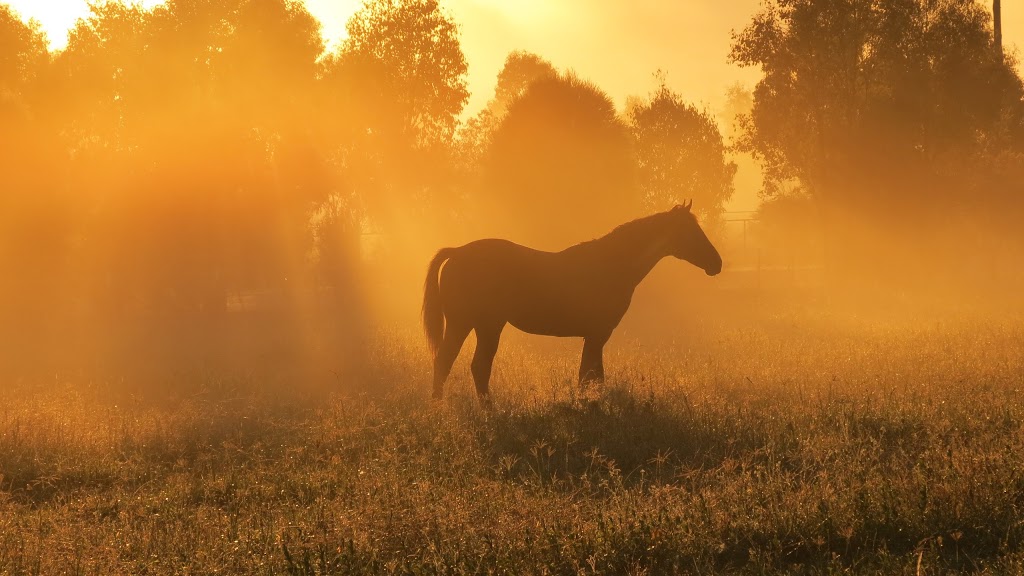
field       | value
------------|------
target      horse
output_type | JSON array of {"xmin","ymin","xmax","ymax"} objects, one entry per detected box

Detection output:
[{"xmin": 422, "ymin": 201, "xmax": 722, "ymax": 404}]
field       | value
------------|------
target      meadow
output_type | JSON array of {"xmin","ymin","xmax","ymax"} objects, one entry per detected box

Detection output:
[{"xmin": 1, "ymin": 299, "xmax": 1023, "ymax": 575}]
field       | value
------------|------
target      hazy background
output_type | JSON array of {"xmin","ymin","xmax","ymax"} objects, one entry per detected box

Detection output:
[
  {"xmin": 10, "ymin": 2, "xmax": 1023, "ymax": 101},
  {"xmin": 8, "ymin": 1, "xmax": 1024, "ymax": 213},
  {"xmin": 2, "ymin": 0, "xmax": 1023, "ymax": 389},
  {"xmin": 6, "ymin": 1, "xmax": 768, "ymax": 117}
]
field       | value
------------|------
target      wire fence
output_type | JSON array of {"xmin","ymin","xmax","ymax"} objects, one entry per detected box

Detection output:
[{"xmin": 718, "ymin": 210, "xmax": 825, "ymax": 291}]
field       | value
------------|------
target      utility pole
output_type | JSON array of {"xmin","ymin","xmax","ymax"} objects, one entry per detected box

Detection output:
[{"xmin": 995, "ymin": 0, "xmax": 1003, "ymax": 60}]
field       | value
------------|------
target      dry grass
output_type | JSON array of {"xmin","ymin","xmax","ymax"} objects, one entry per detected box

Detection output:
[{"xmin": 1, "ymin": 311, "xmax": 1023, "ymax": 574}]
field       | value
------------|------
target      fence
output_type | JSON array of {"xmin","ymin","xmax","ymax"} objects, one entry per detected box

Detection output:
[{"xmin": 717, "ymin": 210, "xmax": 825, "ymax": 292}]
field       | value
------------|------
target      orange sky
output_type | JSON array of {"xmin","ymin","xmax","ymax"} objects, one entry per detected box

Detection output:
[{"xmin": 11, "ymin": 0, "xmax": 1021, "ymax": 116}]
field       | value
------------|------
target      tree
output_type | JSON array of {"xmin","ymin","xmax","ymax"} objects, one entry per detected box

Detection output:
[
  {"xmin": 320, "ymin": 0, "xmax": 469, "ymax": 234},
  {"xmin": 722, "ymin": 82, "xmax": 753, "ymax": 139},
  {"xmin": 626, "ymin": 81, "xmax": 736, "ymax": 224},
  {"xmin": 483, "ymin": 72, "xmax": 637, "ymax": 248},
  {"xmin": 50, "ymin": 0, "xmax": 349, "ymax": 317},
  {"xmin": 0, "ymin": 4, "xmax": 77, "ymax": 359},
  {"xmin": 456, "ymin": 51, "xmax": 557, "ymax": 188},
  {"xmin": 731, "ymin": 0, "xmax": 1024, "ymax": 285},
  {"xmin": 492, "ymin": 51, "xmax": 559, "ymax": 118},
  {"xmin": 730, "ymin": 0, "xmax": 869, "ymax": 202},
  {"xmin": 0, "ymin": 3, "xmax": 50, "ymax": 180},
  {"xmin": 330, "ymin": 0, "xmax": 468, "ymax": 148},
  {"xmin": 730, "ymin": 0, "xmax": 1024, "ymax": 216},
  {"xmin": 0, "ymin": 4, "xmax": 47, "ymax": 111},
  {"xmin": 459, "ymin": 51, "xmax": 557, "ymax": 156}
]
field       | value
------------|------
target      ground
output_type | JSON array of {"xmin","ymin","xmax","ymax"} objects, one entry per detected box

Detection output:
[{"xmin": 1, "ymin": 304, "xmax": 1023, "ymax": 574}]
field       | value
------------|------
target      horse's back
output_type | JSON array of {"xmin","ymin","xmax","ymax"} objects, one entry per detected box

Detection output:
[
  {"xmin": 442, "ymin": 239, "xmax": 551, "ymax": 285},
  {"xmin": 457, "ymin": 238, "xmax": 551, "ymax": 259},
  {"xmin": 438, "ymin": 238, "xmax": 626, "ymax": 336}
]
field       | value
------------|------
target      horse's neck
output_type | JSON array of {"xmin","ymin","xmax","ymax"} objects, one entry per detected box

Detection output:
[{"xmin": 601, "ymin": 220, "xmax": 671, "ymax": 288}]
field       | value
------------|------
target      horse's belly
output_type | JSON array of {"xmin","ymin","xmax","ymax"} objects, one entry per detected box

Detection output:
[
  {"xmin": 505, "ymin": 292, "xmax": 628, "ymax": 338},
  {"xmin": 508, "ymin": 315, "xmax": 586, "ymax": 338}
]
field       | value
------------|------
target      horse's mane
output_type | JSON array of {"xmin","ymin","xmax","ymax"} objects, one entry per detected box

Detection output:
[{"xmin": 563, "ymin": 209, "xmax": 674, "ymax": 254}]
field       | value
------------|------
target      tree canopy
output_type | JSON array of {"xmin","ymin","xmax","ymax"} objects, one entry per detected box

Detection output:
[
  {"xmin": 483, "ymin": 72, "xmax": 637, "ymax": 248},
  {"xmin": 731, "ymin": 0, "xmax": 1024, "ymax": 218},
  {"xmin": 627, "ymin": 81, "xmax": 736, "ymax": 224},
  {"xmin": 334, "ymin": 0, "xmax": 468, "ymax": 148}
]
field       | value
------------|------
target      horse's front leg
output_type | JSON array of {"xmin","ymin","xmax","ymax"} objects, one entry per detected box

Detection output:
[{"xmin": 578, "ymin": 335, "xmax": 608, "ymax": 384}]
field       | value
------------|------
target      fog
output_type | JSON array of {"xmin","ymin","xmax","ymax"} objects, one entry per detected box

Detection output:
[{"xmin": 1, "ymin": 0, "xmax": 1022, "ymax": 393}]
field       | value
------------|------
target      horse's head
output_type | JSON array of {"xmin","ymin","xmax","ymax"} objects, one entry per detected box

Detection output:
[{"xmin": 668, "ymin": 201, "xmax": 722, "ymax": 276}]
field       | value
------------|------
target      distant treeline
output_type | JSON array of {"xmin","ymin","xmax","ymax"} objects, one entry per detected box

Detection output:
[
  {"xmin": 0, "ymin": 0, "xmax": 734, "ymax": 326},
  {"xmin": 0, "ymin": 0, "xmax": 1021, "ymax": 345}
]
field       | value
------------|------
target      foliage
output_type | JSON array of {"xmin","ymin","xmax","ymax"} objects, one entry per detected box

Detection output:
[
  {"xmin": 722, "ymin": 81, "xmax": 754, "ymax": 138},
  {"xmin": 730, "ymin": 0, "xmax": 1024, "ymax": 216},
  {"xmin": 491, "ymin": 50, "xmax": 559, "ymax": 119},
  {"xmin": 53, "ymin": 0, "xmax": 335, "ymax": 312},
  {"xmin": 0, "ymin": 0, "xmax": 469, "ymax": 345},
  {"xmin": 627, "ymin": 81, "xmax": 736, "ymax": 224},
  {"xmin": 0, "ymin": 4, "xmax": 47, "ymax": 107},
  {"xmin": 483, "ymin": 72, "xmax": 637, "ymax": 248},
  {"xmin": 320, "ymin": 0, "xmax": 469, "ymax": 233},
  {"xmin": 334, "ymin": 0, "xmax": 468, "ymax": 148},
  {"xmin": 457, "ymin": 50, "xmax": 557, "ymax": 170}
]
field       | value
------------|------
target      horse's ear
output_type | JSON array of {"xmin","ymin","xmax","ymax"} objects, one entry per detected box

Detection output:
[
  {"xmin": 685, "ymin": 199, "xmax": 693, "ymax": 211},
  {"xmin": 672, "ymin": 201, "xmax": 693, "ymax": 213}
]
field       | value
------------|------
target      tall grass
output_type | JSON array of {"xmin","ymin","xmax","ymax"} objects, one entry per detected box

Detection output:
[{"xmin": 1, "ymin": 315, "xmax": 1022, "ymax": 574}]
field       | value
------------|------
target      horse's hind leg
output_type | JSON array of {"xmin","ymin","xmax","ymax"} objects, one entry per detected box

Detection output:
[
  {"xmin": 471, "ymin": 322, "xmax": 505, "ymax": 405},
  {"xmin": 433, "ymin": 321, "xmax": 471, "ymax": 400}
]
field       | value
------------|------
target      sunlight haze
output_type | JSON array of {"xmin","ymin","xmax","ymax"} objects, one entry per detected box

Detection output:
[
  {"xmin": 5, "ymin": 0, "xmax": 1024, "ymax": 570},
  {"xmin": 8, "ymin": 0, "xmax": 1021, "ymax": 113},
  {"xmin": 8, "ymin": 0, "xmax": 1020, "ymax": 216}
]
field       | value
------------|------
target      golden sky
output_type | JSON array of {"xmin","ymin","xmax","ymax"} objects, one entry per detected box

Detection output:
[{"xmin": 6, "ymin": 0, "xmax": 1024, "ymax": 115}]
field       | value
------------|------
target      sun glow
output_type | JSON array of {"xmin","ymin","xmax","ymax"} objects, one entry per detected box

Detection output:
[
  {"xmin": 4, "ymin": 0, "xmax": 363, "ymax": 51},
  {"xmin": 5, "ymin": 0, "xmax": 165, "ymax": 49},
  {"xmin": 6, "ymin": 0, "xmax": 91, "ymax": 50}
]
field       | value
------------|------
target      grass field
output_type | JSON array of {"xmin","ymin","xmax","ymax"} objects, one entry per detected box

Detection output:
[{"xmin": 1, "ymin": 305, "xmax": 1023, "ymax": 574}]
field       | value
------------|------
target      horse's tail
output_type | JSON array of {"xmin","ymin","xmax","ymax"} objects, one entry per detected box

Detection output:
[{"xmin": 422, "ymin": 247, "xmax": 454, "ymax": 357}]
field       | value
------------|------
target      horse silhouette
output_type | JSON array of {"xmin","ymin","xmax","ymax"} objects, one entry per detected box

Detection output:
[{"xmin": 422, "ymin": 202, "xmax": 722, "ymax": 404}]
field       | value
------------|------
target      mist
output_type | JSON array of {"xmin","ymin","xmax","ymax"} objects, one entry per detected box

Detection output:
[
  {"xmin": 1, "ymin": 0, "xmax": 1022, "ymax": 392},
  {"xmin": 7, "ymin": 2, "xmax": 1024, "ymax": 573}
]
